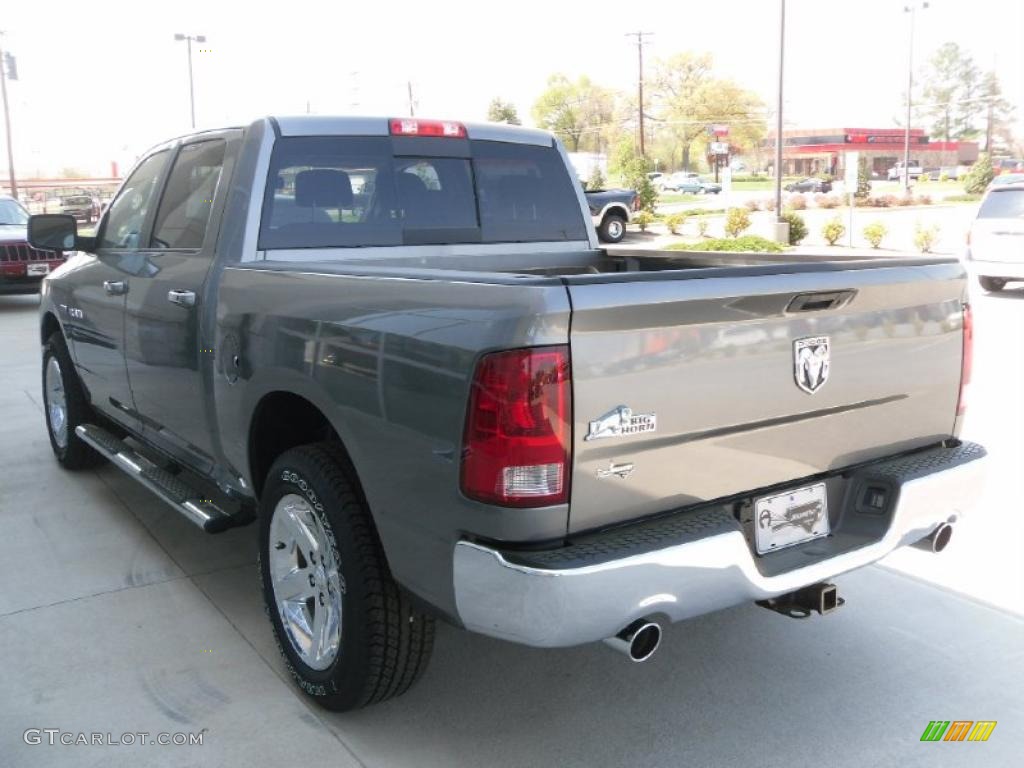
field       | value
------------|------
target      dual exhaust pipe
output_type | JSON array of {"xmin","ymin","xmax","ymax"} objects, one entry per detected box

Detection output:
[{"xmin": 605, "ymin": 523, "xmax": 953, "ymax": 658}]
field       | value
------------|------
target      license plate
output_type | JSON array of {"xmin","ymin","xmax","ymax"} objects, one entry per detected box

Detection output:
[
  {"xmin": 754, "ymin": 482, "xmax": 829, "ymax": 554},
  {"xmin": 27, "ymin": 263, "xmax": 50, "ymax": 276}
]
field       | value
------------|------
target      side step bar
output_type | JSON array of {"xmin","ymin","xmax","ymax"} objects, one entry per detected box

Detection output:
[{"xmin": 76, "ymin": 424, "xmax": 240, "ymax": 533}]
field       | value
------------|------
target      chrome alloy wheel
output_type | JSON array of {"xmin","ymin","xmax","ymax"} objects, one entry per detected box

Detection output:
[
  {"xmin": 269, "ymin": 494, "xmax": 344, "ymax": 670},
  {"xmin": 45, "ymin": 357, "xmax": 68, "ymax": 449},
  {"xmin": 606, "ymin": 218, "xmax": 624, "ymax": 240}
]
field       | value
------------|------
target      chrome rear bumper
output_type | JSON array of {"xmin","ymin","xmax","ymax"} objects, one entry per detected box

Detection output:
[{"xmin": 453, "ymin": 442, "xmax": 986, "ymax": 648}]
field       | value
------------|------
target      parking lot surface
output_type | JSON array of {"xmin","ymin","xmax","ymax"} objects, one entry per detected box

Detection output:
[{"xmin": 1, "ymin": 286, "xmax": 1022, "ymax": 767}]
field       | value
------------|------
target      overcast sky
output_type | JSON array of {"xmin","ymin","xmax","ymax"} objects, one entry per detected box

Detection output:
[{"xmin": 1, "ymin": 0, "xmax": 1021, "ymax": 176}]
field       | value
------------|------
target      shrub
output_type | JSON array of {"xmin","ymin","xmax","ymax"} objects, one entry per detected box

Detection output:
[
  {"xmin": 633, "ymin": 211, "xmax": 654, "ymax": 232},
  {"xmin": 788, "ymin": 193, "xmax": 807, "ymax": 210},
  {"xmin": 586, "ymin": 166, "xmax": 606, "ymax": 191},
  {"xmin": 938, "ymin": 172, "xmax": 949, "ymax": 183},
  {"xmin": 962, "ymin": 154, "xmax": 995, "ymax": 195},
  {"xmin": 665, "ymin": 235, "xmax": 784, "ymax": 253},
  {"xmin": 762, "ymin": 196, "xmax": 777, "ymax": 212},
  {"xmin": 780, "ymin": 210, "xmax": 808, "ymax": 245},
  {"xmin": 822, "ymin": 216, "xmax": 846, "ymax": 246},
  {"xmin": 665, "ymin": 212, "xmax": 687, "ymax": 235},
  {"xmin": 914, "ymin": 222, "xmax": 940, "ymax": 253},
  {"xmin": 724, "ymin": 207, "xmax": 752, "ymax": 237},
  {"xmin": 696, "ymin": 216, "xmax": 709, "ymax": 237},
  {"xmin": 914, "ymin": 194, "xmax": 932, "ymax": 205},
  {"xmin": 814, "ymin": 193, "xmax": 839, "ymax": 209},
  {"xmin": 744, "ymin": 199, "xmax": 761, "ymax": 212},
  {"xmin": 896, "ymin": 194, "xmax": 914, "ymax": 207},
  {"xmin": 856, "ymin": 155, "xmax": 872, "ymax": 199},
  {"xmin": 684, "ymin": 207, "xmax": 726, "ymax": 217},
  {"xmin": 863, "ymin": 221, "xmax": 888, "ymax": 248}
]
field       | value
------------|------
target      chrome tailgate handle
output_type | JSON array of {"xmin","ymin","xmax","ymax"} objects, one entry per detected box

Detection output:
[{"xmin": 167, "ymin": 289, "xmax": 197, "ymax": 307}]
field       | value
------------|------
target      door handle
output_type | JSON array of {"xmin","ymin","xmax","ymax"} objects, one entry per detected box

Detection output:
[
  {"xmin": 167, "ymin": 289, "xmax": 197, "ymax": 308},
  {"xmin": 103, "ymin": 280, "xmax": 128, "ymax": 296}
]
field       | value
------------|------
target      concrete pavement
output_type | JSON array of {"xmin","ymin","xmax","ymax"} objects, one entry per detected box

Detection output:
[{"xmin": 1, "ymin": 281, "xmax": 1022, "ymax": 767}]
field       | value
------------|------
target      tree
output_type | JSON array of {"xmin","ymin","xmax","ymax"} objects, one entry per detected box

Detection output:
[
  {"xmin": 609, "ymin": 138, "xmax": 656, "ymax": 211},
  {"xmin": 919, "ymin": 43, "xmax": 978, "ymax": 143},
  {"xmin": 486, "ymin": 98, "xmax": 521, "ymax": 125},
  {"xmin": 979, "ymin": 72, "xmax": 1015, "ymax": 153},
  {"xmin": 650, "ymin": 52, "xmax": 765, "ymax": 172},
  {"xmin": 532, "ymin": 74, "xmax": 615, "ymax": 153},
  {"xmin": 962, "ymin": 153, "xmax": 994, "ymax": 194}
]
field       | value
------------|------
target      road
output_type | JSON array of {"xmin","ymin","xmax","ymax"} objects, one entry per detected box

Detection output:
[{"xmin": 0, "ymin": 280, "xmax": 1022, "ymax": 767}]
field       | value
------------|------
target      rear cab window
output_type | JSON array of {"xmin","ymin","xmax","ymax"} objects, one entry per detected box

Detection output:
[{"xmin": 258, "ymin": 135, "xmax": 587, "ymax": 250}]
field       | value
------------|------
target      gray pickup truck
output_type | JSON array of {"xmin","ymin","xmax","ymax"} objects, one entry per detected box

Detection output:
[{"xmin": 29, "ymin": 115, "xmax": 985, "ymax": 712}]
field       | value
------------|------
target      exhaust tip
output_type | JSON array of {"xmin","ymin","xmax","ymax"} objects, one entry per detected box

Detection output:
[
  {"xmin": 912, "ymin": 522, "xmax": 954, "ymax": 553},
  {"xmin": 628, "ymin": 622, "xmax": 662, "ymax": 662},
  {"xmin": 604, "ymin": 619, "xmax": 662, "ymax": 662}
]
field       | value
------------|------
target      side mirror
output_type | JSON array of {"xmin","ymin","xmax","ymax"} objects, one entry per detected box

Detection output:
[{"xmin": 28, "ymin": 214, "xmax": 79, "ymax": 251}]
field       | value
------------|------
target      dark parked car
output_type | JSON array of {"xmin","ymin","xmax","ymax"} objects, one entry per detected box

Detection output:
[{"xmin": 785, "ymin": 177, "xmax": 832, "ymax": 193}]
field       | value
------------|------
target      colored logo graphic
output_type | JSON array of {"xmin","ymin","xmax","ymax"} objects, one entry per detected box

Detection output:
[{"xmin": 920, "ymin": 721, "xmax": 997, "ymax": 742}]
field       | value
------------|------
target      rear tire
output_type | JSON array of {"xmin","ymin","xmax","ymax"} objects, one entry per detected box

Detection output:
[
  {"xmin": 598, "ymin": 214, "xmax": 627, "ymax": 244},
  {"xmin": 42, "ymin": 331, "xmax": 105, "ymax": 469},
  {"xmin": 979, "ymin": 276, "xmax": 1006, "ymax": 292},
  {"xmin": 258, "ymin": 443, "xmax": 435, "ymax": 711}
]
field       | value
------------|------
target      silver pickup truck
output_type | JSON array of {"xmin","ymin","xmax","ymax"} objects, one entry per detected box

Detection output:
[{"xmin": 29, "ymin": 115, "xmax": 985, "ymax": 712}]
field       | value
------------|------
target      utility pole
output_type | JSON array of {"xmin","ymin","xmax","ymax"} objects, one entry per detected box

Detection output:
[
  {"xmin": 902, "ymin": 3, "xmax": 928, "ymax": 195},
  {"xmin": 773, "ymin": 0, "xmax": 785, "ymax": 230},
  {"xmin": 174, "ymin": 33, "xmax": 206, "ymax": 129},
  {"xmin": 407, "ymin": 81, "xmax": 415, "ymax": 117},
  {"xmin": 0, "ymin": 32, "xmax": 17, "ymax": 198},
  {"xmin": 625, "ymin": 31, "xmax": 653, "ymax": 156}
]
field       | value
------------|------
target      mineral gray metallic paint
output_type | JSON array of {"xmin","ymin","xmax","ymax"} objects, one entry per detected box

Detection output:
[{"xmin": 37, "ymin": 115, "xmax": 982, "ymax": 629}]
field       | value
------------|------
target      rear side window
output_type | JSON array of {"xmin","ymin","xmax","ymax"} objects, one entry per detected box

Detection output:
[
  {"xmin": 259, "ymin": 136, "xmax": 587, "ymax": 249},
  {"xmin": 978, "ymin": 189, "xmax": 1024, "ymax": 219},
  {"xmin": 152, "ymin": 140, "xmax": 226, "ymax": 249}
]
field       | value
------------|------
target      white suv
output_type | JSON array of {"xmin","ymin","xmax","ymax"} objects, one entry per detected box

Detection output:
[{"xmin": 967, "ymin": 183, "xmax": 1024, "ymax": 292}]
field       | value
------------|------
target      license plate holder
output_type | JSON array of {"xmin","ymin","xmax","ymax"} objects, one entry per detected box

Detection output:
[
  {"xmin": 754, "ymin": 482, "xmax": 829, "ymax": 555},
  {"xmin": 27, "ymin": 263, "xmax": 50, "ymax": 276}
]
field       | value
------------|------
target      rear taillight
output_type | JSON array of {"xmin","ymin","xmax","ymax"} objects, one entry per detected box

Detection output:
[
  {"xmin": 460, "ymin": 346, "xmax": 571, "ymax": 507},
  {"xmin": 389, "ymin": 118, "xmax": 467, "ymax": 138},
  {"xmin": 958, "ymin": 303, "xmax": 973, "ymax": 416},
  {"xmin": 632, "ymin": 194, "xmax": 640, "ymax": 212}
]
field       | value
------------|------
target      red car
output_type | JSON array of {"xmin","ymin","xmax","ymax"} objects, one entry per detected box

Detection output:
[{"xmin": 0, "ymin": 196, "xmax": 67, "ymax": 295}]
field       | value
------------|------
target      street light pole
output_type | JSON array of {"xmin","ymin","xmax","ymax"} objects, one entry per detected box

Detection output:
[
  {"xmin": 0, "ymin": 32, "xmax": 17, "ymax": 198},
  {"xmin": 774, "ymin": 0, "xmax": 786, "ymax": 228},
  {"xmin": 902, "ymin": 3, "xmax": 928, "ymax": 195},
  {"xmin": 174, "ymin": 33, "xmax": 206, "ymax": 129}
]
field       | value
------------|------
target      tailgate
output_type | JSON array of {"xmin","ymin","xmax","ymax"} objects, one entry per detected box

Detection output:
[
  {"xmin": 971, "ymin": 218, "xmax": 1024, "ymax": 263},
  {"xmin": 566, "ymin": 260, "xmax": 966, "ymax": 533}
]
